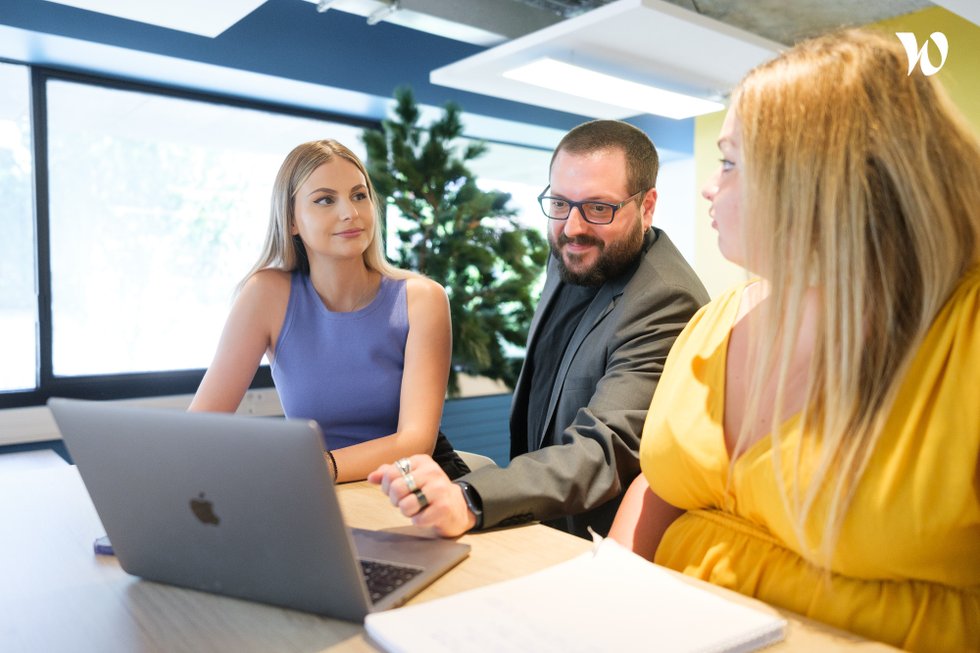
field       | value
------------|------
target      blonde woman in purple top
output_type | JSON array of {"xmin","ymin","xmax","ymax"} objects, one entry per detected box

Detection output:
[{"xmin": 190, "ymin": 140, "xmax": 451, "ymax": 483}]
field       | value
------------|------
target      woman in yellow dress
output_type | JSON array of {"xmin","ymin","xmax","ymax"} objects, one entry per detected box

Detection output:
[{"xmin": 609, "ymin": 29, "xmax": 980, "ymax": 651}]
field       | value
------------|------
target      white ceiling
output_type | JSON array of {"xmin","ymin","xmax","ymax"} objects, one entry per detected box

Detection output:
[
  {"xmin": 931, "ymin": 0, "xmax": 980, "ymax": 26},
  {"xmin": 33, "ymin": 0, "xmax": 978, "ymax": 124}
]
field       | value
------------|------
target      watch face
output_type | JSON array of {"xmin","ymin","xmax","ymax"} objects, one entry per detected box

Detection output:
[
  {"xmin": 456, "ymin": 482, "xmax": 482, "ymax": 516},
  {"xmin": 458, "ymin": 482, "xmax": 484, "ymax": 530}
]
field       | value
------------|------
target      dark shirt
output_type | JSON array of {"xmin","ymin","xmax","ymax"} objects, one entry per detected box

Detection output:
[{"xmin": 525, "ymin": 282, "xmax": 599, "ymax": 443}]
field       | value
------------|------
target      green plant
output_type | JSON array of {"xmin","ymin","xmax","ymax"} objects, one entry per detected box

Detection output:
[{"xmin": 363, "ymin": 87, "xmax": 548, "ymax": 394}]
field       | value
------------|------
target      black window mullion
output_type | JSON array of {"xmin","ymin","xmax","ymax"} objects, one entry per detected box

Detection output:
[{"xmin": 30, "ymin": 68, "xmax": 53, "ymax": 397}]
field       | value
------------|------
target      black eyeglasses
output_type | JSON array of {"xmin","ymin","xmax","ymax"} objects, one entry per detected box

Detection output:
[{"xmin": 537, "ymin": 187, "xmax": 647, "ymax": 225}]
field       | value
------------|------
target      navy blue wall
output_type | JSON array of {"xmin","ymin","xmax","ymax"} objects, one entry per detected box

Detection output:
[{"xmin": 0, "ymin": 0, "xmax": 580, "ymax": 127}]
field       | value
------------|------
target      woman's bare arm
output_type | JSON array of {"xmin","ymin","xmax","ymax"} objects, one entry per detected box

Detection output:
[{"xmin": 608, "ymin": 474, "xmax": 685, "ymax": 560}]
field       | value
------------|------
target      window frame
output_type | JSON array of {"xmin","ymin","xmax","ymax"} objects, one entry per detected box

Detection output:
[{"xmin": 1, "ymin": 64, "xmax": 381, "ymax": 409}]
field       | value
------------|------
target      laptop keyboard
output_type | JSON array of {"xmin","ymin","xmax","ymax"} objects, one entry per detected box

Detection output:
[{"xmin": 360, "ymin": 559, "xmax": 423, "ymax": 604}]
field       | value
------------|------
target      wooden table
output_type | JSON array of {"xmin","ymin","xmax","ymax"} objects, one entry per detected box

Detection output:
[{"xmin": 0, "ymin": 466, "xmax": 896, "ymax": 652}]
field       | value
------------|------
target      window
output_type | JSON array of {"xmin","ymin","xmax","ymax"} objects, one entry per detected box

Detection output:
[
  {"xmin": 0, "ymin": 63, "xmax": 34, "ymax": 392},
  {"xmin": 44, "ymin": 79, "xmax": 366, "ymax": 377},
  {"xmin": 471, "ymin": 140, "xmax": 552, "ymax": 238},
  {"xmin": 1, "ymin": 69, "xmax": 376, "ymax": 408},
  {"xmin": 6, "ymin": 65, "xmax": 664, "ymax": 410}
]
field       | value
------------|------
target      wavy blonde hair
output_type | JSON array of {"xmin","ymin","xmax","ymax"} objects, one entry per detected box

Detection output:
[
  {"xmin": 733, "ymin": 29, "xmax": 980, "ymax": 561},
  {"xmin": 241, "ymin": 139, "xmax": 409, "ymax": 289}
]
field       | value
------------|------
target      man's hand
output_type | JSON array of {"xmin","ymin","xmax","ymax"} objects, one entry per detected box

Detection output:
[{"xmin": 367, "ymin": 455, "xmax": 476, "ymax": 538}]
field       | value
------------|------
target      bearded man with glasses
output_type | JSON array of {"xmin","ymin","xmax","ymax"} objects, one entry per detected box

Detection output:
[{"xmin": 371, "ymin": 119, "xmax": 709, "ymax": 539}]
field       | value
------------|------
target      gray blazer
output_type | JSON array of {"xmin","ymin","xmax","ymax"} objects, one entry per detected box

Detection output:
[{"xmin": 463, "ymin": 227, "xmax": 709, "ymax": 538}]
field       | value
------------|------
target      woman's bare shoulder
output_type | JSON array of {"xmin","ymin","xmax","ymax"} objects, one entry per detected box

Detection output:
[
  {"xmin": 242, "ymin": 268, "xmax": 292, "ymax": 298},
  {"xmin": 404, "ymin": 275, "xmax": 447, "ymax": 301},
  {"xmin": 233, "ymin": 269, "xmax": 293, "ymax": 322},
  {"xmin": 403, "ymin": 276, "xmax": 449, "ymax": 326}
]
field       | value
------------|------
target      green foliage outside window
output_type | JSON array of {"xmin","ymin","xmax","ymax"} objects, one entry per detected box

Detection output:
[{"xmin": 363, "ymin": 87, "xmax": 549, "ymax": 394}]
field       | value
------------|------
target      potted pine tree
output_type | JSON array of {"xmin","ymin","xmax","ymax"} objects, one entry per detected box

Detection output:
[{"xmin": 363, "ymin": 87, "xmax": 548, "ymax": 394}]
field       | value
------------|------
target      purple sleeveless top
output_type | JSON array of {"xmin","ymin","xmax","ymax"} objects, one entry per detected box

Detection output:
[{"xmin": 271, "ymin": 273, "xmax": 408, "ymax": 450}]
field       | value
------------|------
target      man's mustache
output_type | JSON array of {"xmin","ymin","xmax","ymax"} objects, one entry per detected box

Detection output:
[{"xmin": 556, "ymin": 233, "xmax": 603, "ymax": 249}]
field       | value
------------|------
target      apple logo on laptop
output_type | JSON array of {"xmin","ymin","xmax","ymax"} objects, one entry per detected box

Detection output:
[{"xmin": 190, "ymin": 492, "xmax": 220, "ymax": 526}]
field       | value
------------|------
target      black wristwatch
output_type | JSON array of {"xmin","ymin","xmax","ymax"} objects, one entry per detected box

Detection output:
[{"xmin": 453, "ymin": 480, "xmax": 484, "ymax": 530}]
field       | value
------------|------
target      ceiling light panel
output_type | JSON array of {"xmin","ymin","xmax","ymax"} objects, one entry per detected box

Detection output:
[
  {"xmin": 431, "ymin": 0, "xmax": 783, "ymax": 120},
  {"xmin": 503, "ymin": 58, "xmax": 724, "ymax": 120},
  {"xmin": 42, "ymin": 0, "xmax": 267, "ymax": 37}
]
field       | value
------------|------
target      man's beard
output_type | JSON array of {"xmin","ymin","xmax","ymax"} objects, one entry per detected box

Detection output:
[{"xmin": 550, "ymin": 220, "xmax": 645, "ymax": 287}]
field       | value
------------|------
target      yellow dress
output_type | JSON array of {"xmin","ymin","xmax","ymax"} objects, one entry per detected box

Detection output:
[{"xmin": 641, "ymin": 266, "xmax": 980, "ymax": 652}]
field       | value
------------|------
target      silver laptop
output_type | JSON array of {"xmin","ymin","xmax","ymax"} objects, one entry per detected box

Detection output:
[{"xmin": 48, "ymin": 397, "xmax": 470, "ymax": 622}]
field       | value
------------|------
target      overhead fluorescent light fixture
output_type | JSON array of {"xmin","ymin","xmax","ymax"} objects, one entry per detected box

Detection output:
[
  {"xmin": 431, "ymin": 0, "xmax": 783, "ymax": 120},
  {"xmin": 303, "ymin": 0, "xmax": 509, "ymax": 46},
  {"xmin": 42, "ymin": 0, "xmax": 266, "ymax": 37},
  {"xmin": 503, "ymin": 58, "xmax": 724, "ymax": 120}
]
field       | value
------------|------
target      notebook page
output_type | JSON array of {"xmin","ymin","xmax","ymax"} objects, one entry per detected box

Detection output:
[{"xmin": 365, "ymin": 537, "xmax": 786, "ymax": 653}]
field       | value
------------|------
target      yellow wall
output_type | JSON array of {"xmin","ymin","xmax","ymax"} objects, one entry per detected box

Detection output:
[
  {"xmin": 690, "ymin": 7, "xmax": 980, "ymax": 298},
  {"xmin": 874, "ymin": 7, "xmax": 980, "ymax": 136}
]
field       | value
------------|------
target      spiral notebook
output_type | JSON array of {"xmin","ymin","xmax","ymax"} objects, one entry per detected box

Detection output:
[{"xmin": 365, "ymin": 537, "xmax": 786, "ymax": 653}]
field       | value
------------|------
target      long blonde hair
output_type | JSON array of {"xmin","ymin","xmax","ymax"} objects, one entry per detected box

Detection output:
[
  {"xmin": 241, "ymin": 139, "xmax": 409, "ymax": 289},
  {"xmin": 734, "ymin": 29, "xmax": 980, "ymax": 561}
]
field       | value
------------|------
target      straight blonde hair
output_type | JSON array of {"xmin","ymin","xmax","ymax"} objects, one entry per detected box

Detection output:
[
  {"xmin": 733, "ymin": 29, "xmax": 980, "ymax": 562},
  {"xmin": 241, "ymin": 139, "xmax": 410, "ymax": 290}
]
